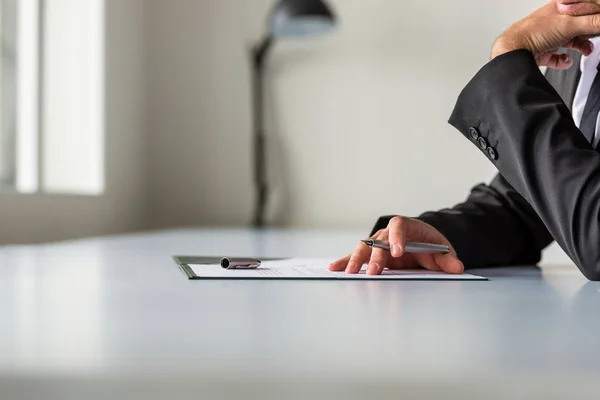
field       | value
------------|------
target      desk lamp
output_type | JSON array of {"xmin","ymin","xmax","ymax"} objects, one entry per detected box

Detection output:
[{"xmin": 251, "ymin": 0, "xmax": 337, "ymax": 228}]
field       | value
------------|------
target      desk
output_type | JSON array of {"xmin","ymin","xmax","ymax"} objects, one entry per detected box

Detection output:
[{"xmin": 0, "ymin": 228, "xmax": 599, "ymax": 399}]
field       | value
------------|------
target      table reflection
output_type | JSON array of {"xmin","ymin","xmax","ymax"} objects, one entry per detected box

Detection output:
[{"xmin": 6, "ymin": 245, "xmax": 105, "ymax": 373}]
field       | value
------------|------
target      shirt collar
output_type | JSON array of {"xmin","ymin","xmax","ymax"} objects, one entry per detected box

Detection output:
[{"xmin": 581, "ymin": 37, "xmax": 600, "ymax": 72}]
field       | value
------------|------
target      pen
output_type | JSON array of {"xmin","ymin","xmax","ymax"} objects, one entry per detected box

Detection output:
[{"xmin": 361, "ymin": 239, "xmax": 450, "ymax": 254}]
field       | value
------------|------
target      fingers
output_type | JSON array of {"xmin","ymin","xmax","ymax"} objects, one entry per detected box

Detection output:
[
  {"xmin": 329, "ymin": 254, "xmax": 350, "ymax": 271},
  {"xmin": 367, "ymin": 247, "xmax": 389, "ymax": 275},
  {"xmin": 345, "ymin": 234, "xmax": 378, "ymax": 274},
  {"xmin": 563, "ymin": 35, "xmax": 594, "ymax": 56},
  {"xmin": 572, "ymin": 13, "xmax": 600, "ymax": 37},
  {"xmin": 543, "ymin": 52, "xmax": 574, "ymax": 69},
  {"xmin": 388, "ymin": 216, "xmax": 407, "ymax": 258},
  {"xmin": 415, "ymin": 254, "xmax": 442, "ymax": 272},
  {"xmin": 415, "ymin": 253, "xmax": 464, "ymax": 274},
  {"xmin": 364, "ymin": 228, "xmax": 391, "ymax": 275},
  {"xmin": 336, "ymin": 252, "xmax": 464, "ymax": 274},
  {"xmin": 433, "ymin": 253, "xmax": 465, "ymax": 274}
]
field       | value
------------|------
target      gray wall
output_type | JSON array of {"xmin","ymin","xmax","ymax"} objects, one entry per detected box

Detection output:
[{"xmin": 144, "ymin": 0, "xmax": 535, "ymax": 228}]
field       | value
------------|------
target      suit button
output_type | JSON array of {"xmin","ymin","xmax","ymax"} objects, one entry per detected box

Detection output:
[
  {"xmin": 469, "ymin": 127, "xmax": 480, "ymax": 141},
  {"xmin": 487, "ymin": 147, "xmax": 497, "ymax": 160},
  {"xmin": 478, "ymin": 137, "xmax": 488, "ymax": 150}
]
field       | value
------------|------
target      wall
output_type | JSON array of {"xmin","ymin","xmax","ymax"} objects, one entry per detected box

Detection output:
[
  {"xmin": 0, "ymin": 0, "xmax": 146, "ymax": 244},
  {"xmin": 144, "ymin": 0, "xmax": 573, "ymax": 263},
  {"xmin": 146, "ymin": 0, "xmax": 542, "ymax": 228}
]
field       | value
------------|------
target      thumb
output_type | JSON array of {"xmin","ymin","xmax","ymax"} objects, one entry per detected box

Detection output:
[{"xmin": 433, "ymin": 253, "xmax": 465, "ymax": 275}]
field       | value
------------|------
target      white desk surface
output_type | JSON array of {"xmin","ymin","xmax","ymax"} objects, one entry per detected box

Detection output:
[{"xmin": 1, "ymin": 228, "xmax": 599, "ymax": 399}]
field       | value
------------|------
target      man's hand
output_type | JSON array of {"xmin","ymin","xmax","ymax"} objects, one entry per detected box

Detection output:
[
  {"xmin": 492, "ymin": 2, "xmax": 600, "ymax": 69},
  {"xmin": 329, "ymin": 217, "xmax": 465, "ymax": 276}
]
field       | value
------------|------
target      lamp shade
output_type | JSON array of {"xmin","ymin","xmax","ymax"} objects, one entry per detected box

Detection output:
[{"xmin": 269, "ymin": 0, "xmax": 336, "ymax": 38}]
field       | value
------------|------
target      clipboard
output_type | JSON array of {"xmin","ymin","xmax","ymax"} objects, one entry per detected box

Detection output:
[{"xmin": 172, "ymin": 256, "xmax": 489, "ymax": 281}]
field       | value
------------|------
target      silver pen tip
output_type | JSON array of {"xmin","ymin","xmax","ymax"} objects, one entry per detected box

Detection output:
[{"xmin": 361, "ymin": 239, "xmax": 373, "ymax": 246}]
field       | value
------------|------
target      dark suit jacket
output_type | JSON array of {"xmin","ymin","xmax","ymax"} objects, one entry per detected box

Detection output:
[{"xmin": 371, "ymin": 49, "xmax": 600, "ymax": 281}]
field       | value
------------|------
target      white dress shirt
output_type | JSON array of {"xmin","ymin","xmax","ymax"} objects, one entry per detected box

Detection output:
[{"xmin": 572, "ymin": 37, "xmax": 600, "ymax": 149}]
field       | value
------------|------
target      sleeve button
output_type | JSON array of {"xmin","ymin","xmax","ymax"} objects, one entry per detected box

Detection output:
[
  {"xmin": 478, "ymin": 137, "xmax": 488, "ymax": 150},
  {"xmin": 487, "ymin": 147, "xmax": 497, "ymax": 160},
  {"xmin": 469, "ymin": 127, "xmax": 480, "ymax": 141}
]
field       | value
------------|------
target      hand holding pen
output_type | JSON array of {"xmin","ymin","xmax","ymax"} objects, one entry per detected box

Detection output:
[{"xmin": 328, "ymin": 216, "xmax": 465, "ymax": 276}]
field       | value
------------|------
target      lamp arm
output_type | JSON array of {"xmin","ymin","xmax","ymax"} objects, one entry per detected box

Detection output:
[{"xmin": 251, "ymin": 35, "xmax": 273, "ymax": 228}]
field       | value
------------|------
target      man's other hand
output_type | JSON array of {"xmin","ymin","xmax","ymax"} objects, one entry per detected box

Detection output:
[
  {"xmin": 329, "ymin": 217, "xmax": 465, "ymax": 276},
  {"xmin": 492, "ymin": 2, "xmax": 600, "ymax": 69}
]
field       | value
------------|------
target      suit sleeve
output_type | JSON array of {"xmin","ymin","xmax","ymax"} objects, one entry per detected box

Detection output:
[
  {"xmin": 371, "ymin": 173, "xmax": 553, "ymax": 269},
  {"xmin": 447, "ymin": 49, "xmax": 600, "ymax": 281}
]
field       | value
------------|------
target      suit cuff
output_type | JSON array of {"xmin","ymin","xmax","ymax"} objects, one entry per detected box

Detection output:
[{"xmin": 447, "ymin": 49, "xmax": 541, "ymax": 163}]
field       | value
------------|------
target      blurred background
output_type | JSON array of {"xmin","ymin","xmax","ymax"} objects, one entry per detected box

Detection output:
[{"xmin": 0, "ymin": 0, "xmax": 569, "ymax": 263}]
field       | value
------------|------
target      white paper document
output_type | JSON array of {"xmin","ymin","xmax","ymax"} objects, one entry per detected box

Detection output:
[{"xmin": 188, "ymin": 258, "xmax": 487, "ymax": 281}]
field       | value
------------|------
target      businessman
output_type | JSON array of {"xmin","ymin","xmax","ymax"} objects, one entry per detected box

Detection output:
[{"xmin": 330, "ymin": 1, "xmax": 600, "ymax": 280}]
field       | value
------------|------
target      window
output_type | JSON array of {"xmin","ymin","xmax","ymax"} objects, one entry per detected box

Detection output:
[
  {"xmin": 0, "ymin": 0, "xmax": 104, "ymax": 195},
  {"xmin": 0, "ymin": 0, "xmax": 18, "ymax": 191}
]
